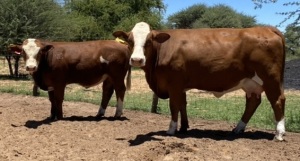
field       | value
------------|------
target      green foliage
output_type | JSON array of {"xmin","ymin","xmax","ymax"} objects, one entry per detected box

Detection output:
[
  {"xmin": 0, "ymin": 0, "xmax": 63, "ymax": 48},
  {"xmin": 284, "ymin": 24, "xmax": 300, "ymax": 58},
  {"xmin": 278, "ymin": 2, "xmax": 300, "ymax": 27},
  {"xmin": 0, "ymin": 0, "xmax": 165, "ymax": 46},
  {"xmin": 166, "ymin": 4, "xmax": 257, "ymax": 29},
  {"xmin": 252, "ymin": 0, "xmax": 299, "ymax": 26},
  {"xmin": 65, "ymin": 0, "xmax": 166, "ymax": 40},
  {"xmin": 167, "ymin": 4, "xmax": 208, "ymax": 29},
  {"xmin": 252, "ymin": 0, "xmax": 277, "ymax": 9}
]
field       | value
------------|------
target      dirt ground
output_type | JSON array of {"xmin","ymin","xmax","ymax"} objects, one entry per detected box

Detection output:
[{"xmin": 0, "ymin": 93, "xmax": 300, "ymax": 161}]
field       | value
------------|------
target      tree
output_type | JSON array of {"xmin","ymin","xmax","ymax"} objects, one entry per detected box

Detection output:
[
  {"xmin": 0, "ymin": 0, "xmax": 62, "ymax": 48},
  {"xmin": 0, "ymin": 0, "xmax": 93, "ymax": 49},
  {"xmin": 167, "ymin": 4, "xmax": 207, "ymax": 29},
  {"xmin": 253, "ymin": 1, "xmax": 300, "ymax": 59},
  {"xmin": 65, "ymin": 0, "xmax": 166, "ymax": 39},
  {"xmin": 252, "ymin": 0, "xmax": 300, "ymax": 26},
  {"xmin": 166, "ymin": 4, "xmax": 257, "ymax": 29},
  {"xmin": 284, "ymin": 24, "xmax": 300, "ymax": 56}
]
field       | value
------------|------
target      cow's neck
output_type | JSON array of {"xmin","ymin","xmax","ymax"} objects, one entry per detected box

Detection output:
[
  {"xmin": 142, "ymin": 43, "xmax": 160, "ymax": 96},
  {"xmin": 32, "ymin": 50, "xmax": 53, "ymax": 90}
]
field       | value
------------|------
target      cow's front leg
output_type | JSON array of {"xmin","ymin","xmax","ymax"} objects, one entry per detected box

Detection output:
[
  {"xmin": 48, "ymin": 90, "xmax": 57, "ymax": 120},
  {"xmin": 48, "ymin": 86, "xmax": 65, "ymax": 120},
  {"xmin": 97, "ymin": 79, "xmax": 114, "ymax": 118},
  {"xmin": 233, "ymin": 93, "xmax": 261, "ymax": 134},
  {"xmin": 32, "ymin": 84, "xmax": 40, "ymax": 96},
  {"xmin": 167, "ymin": 91, "xmax": 187, "ymax": 135}
]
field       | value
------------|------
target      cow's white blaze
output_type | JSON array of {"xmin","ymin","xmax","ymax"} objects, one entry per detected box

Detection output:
[
  {"xmin": 166, "ymin": 120, "xmax": 177, "ymax": 135},
  {"xmin": 130, "ymin": 22, "xmax": 150, "ymax": 67},
  {"xmin": 275, "ymin": 118, "xmax": 285, "ymax": 141},
  {"xmin": 115, "ymin": 98, "xmax": 123, "ymax": 117},
  {"xmin": 22, "ymin": 39, "xmax": 40, "ymax": 70}
]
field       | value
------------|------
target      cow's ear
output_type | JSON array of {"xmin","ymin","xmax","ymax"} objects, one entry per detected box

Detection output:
[
  {"xmin": 41, "ymin": 43, "xmax": 53, "ymax": 53},
  {"xmin": 113, "ymin": 31, "xmax": 129, "ymax": 41},
  {"xmin": 8, "ymin": 44, "xmax": 22, "ymax": 54},
  {"xmin": 153, "ymin": 32, "xmax": 170, "ymax": 43}
]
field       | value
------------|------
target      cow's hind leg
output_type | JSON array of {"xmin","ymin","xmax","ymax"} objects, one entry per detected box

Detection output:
[
  {"xmin": 264, "ymin": 83, "xmax": 285, "ymax": 141},
  {"xmin": 233, "ymin": 93, "xmax": 261, "ymax": 134},
  {"xmin": 112, "ymin": 79, "xmax": 126, "ymax": 118},
  {"xmin": 96, "ymin": 79, "xmax": 114, "ymax": 118},
  {"xmin": 179, "ymin": 95, "xmax": 189, "ymax": 133}
]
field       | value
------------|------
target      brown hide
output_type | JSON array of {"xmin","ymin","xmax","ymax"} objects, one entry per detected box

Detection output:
[
  {"xmin": 114, "ymin": 25, "xmax": 286, "ymax": 139},
  {"xmin": 10, "ymin": 39, "xmax": 131, "ymax": 119}
]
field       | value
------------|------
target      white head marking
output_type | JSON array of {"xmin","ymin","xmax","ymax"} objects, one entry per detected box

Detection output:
[
  {"xmin": 22, "ymin": 38, "xmax": 40, "ymax": 71},
  {"xmin": 132, "ymin": 22, "xmax": 150, "ymax": 46},
  {"xmin": 130, "ymin": 22, "xmax": 151, "ymax": 67}
]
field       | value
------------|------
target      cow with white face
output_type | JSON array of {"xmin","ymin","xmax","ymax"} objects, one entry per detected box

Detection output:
[
  {"xmin": 9, "ymin": 38, "xmax": 131, "ymax": 120},
  {"xmin": 113, "ymin": 22, "xmax": 286, "ymax": 141},
  {"xmin": 22, "ymin": 39, "xmax": 43, "ymax": 73}
]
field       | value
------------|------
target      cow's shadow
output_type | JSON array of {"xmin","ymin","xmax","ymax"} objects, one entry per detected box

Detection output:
[
  {"xmin": 23, "ymin": 115, "xmax": 129, "ymax": 129},
  {"xmin": 128, "ymin": 129, "xmax": 275, "ymax": 146}
]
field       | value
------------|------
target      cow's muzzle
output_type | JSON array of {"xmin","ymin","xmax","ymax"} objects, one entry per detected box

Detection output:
[
  {"xmin": 130, "ymin": 57, "xmax": 145, "ymax": 67},
  {"xmin": 26, "ymin": 65, "xmax": 37, "ymax": 74}
]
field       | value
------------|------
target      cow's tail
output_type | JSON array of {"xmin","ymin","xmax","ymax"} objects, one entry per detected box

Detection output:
[
  {"xmin": 270, "ymin": 27, "xmax": 286, "ymax": 84},
  {"xmin": 126, "ymin": 66, "xmax": 131, "ymax": 91}
]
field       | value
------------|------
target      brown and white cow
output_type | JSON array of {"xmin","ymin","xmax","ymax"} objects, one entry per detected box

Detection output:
[
  {"xmin": 113, "ymin": 22, "xmax": 286, "ymax": 141},
  {"xmin": 9, "ymin": 39, "xmax": 131, "ymax": 120}
]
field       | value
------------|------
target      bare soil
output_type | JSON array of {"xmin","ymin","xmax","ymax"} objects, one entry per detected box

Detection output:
[{"xmin": 0, "ymin": 93, "xmax": 300, "ymax": 161}]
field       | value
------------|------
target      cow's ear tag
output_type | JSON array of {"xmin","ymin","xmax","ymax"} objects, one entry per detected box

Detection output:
[
  {"xmin": 14, "ymin": 51, "xmax": 21, "ymax": 55},
  {"xmin": 115, "ymin": 37, "xmax": 128, "ymax": 45}
]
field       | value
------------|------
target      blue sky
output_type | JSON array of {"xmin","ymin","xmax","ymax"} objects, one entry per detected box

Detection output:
[{"xmin": 163, "ymin": 0, "xmax": 298, "ymax": 31}]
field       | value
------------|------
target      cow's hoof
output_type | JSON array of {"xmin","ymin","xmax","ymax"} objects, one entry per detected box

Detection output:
[
  {"xmin": 95, "ymin": 114, "xmax": 103, "ymax": 120},
  {"xmin": 114, "ymin": 112, "xmax": 123, "ymax": 118},
  {"xmin": 49, "ymin": 115, "xmax": 57, "ymax": 121},
  {"xmin": 232, "ymin": 127, "xmax": 245, "ymax": 134},
  {"xmin": 166, "ymin": 129, "xmax": 176, "ymax": 135},
  {"xmin": 178, "ymin": 127, "xmax": 188, "ymax": 134},
  {"xmin": 274, "ymin": 132, "xmax": 285, "ymax": 141},
  {"xmin": 98, "ymin": 113, "xmax": 105, "ymax": 117},
  {"xmin": 113, "ymin": 115, "xmax": 122, "ymax": 119}
]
